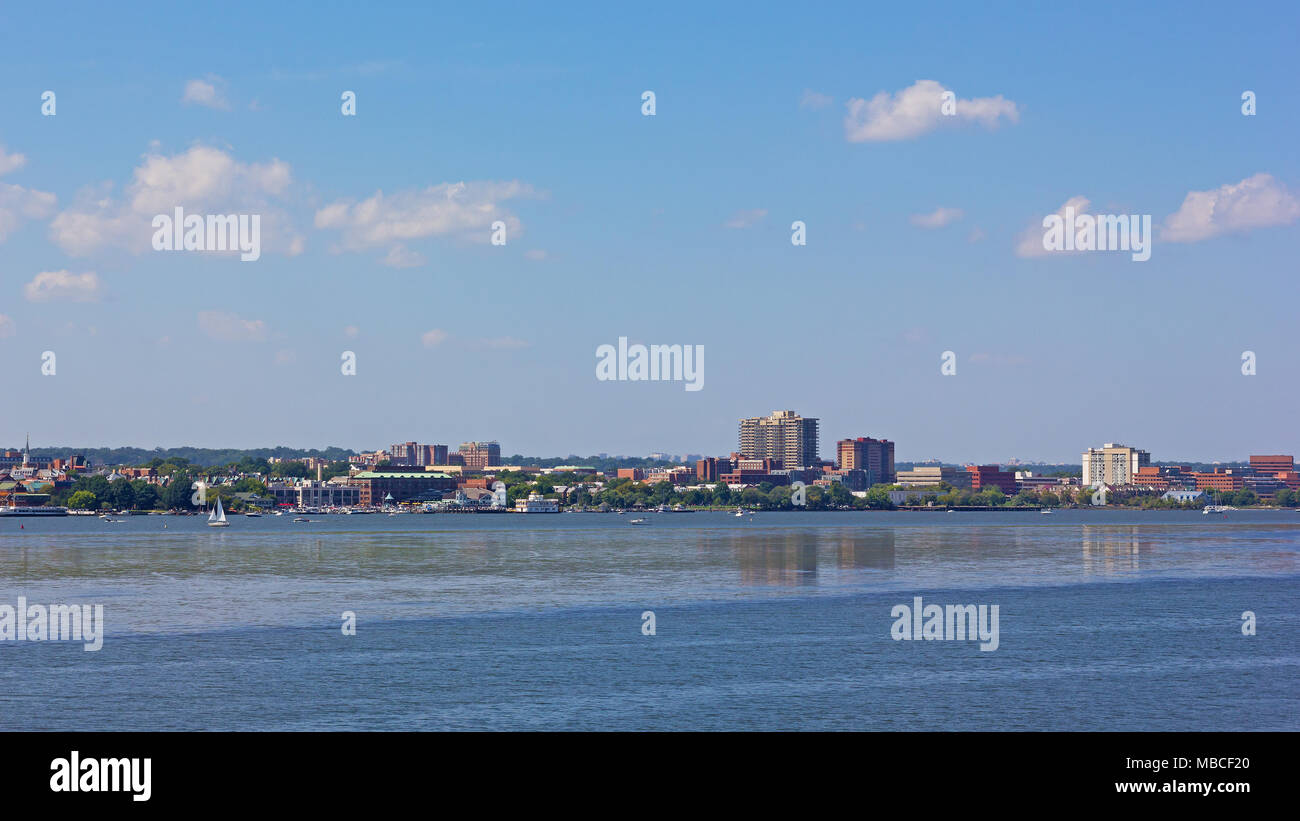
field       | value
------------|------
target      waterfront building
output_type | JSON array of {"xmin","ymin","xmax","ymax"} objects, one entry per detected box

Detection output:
[
  {"xmin": 1192, "ymin": 468, "xmax": 1246, "ymax": 493},
  {"xmin": 836, "ymin": 437, "xmax": 896, "ymax": 485},
  {"xmin": 458, "ymin": 441, "xmax": 501, "ymax": 471},
  {"xmin": 348, "ymin": 470, "xmax": 457, "ymax": 505},
  {"xmin": 738, "ymin": 410, "xmax": 820, "ymax": 469},
  {"xmin": 514, "ymin": 492, "xmax": 559, "ymax": 513},
  {"xmin": 1082, "ymin": 443, "xmax": 1151, "ymax": 486},
  {"xmin": 1249, "ymin": 454, "xmax": 1295, "ymax": 475},
  {"xmin": 966, "ymin": 464, "xmax": 1017, "ymax": 494},
  {"xmin": 896, "ymin": 466, "xmax": 973, "ymax": 490}
]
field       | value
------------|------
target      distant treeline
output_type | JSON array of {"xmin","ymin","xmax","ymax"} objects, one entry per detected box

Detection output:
[{"xmin": 29, "ymin": 446, "xmax": 356, "ymax": 468}]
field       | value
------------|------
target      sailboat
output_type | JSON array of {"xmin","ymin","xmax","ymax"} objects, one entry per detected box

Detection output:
[{"xmin": 207, "ymin": 495, "xmax": 230, "ymax": 527}]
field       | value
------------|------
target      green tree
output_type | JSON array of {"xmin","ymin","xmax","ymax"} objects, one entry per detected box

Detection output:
[
  {"xmin": 68, "ymin": 490, "xmax": 98, "ymax": 510},
  {"xmin": 110, "ymin": 480, "xmax": 136, "ymax": 510}
]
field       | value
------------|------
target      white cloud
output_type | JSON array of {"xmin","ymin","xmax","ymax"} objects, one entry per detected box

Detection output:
[
  {"xmin": 24, "ymin": 270, "xmax": 103, "ymax": 302},
  {"xmin": 49, "ymin": 145, "xmax": 300, "ymax": 257},
  {"xmin": 0, "ymin": 315, "xmax": 14, "ymax": 338},
  {"xmin": 910, "ymin": 207, "xmax": 964, "ymax": 228},
  {"xmin": 724, "ymin": 208, "xmax": 767, "ymax": 229},
  {"xmin": 0, "ymin": 147, "xmax": 27, "ymax": 176},
  {"xmin": 344, "ymin": 325, "xmax": 360, "ymax": 338},
  {"xmin": 421, "ymin": 328, "xmax": 449, "ymax": 347},
  {"xmin": 844, "ymin": 79, "xmax": 1018, "ymax": 142},
  {"xmin": 182, "ymin": 76, "xmax": 231, "ymax": 110},
  {"xmin": 524, "ymin": 249, "xmax": 548, "ymax": 261},
  {"xmin": 0, "ymin": 146, "xmax": 56, "ymax": 243},
  {"xmin": 968, "ymin": 227, "xmax": 985, "ymax": 243},
  {"xmin": 799, "ymin": 89, "xmax": 833, "ymax": 110},
  {"xmin": 274, "ymin": 349, "xmax": 297, "ymax": 366},
  {"xmin": 381, "ymin": 244, "xmax": 425, "ymax": 268},
  {"xmin": 315, "ymin": 181, "xmax": 536, "ymax": 257},
  {"xmin": 1015, "ymin": 196, "xmax": 1091, "ymax": 258},
  {"xmin": 198, "ymin": 310, "xmax": 268, "ymax": 342},
  {"xmin": 1161, "ymin": 173, "xmax": 1300, "ymax": 243},
  {"xmin": 0, "ymin": 181, "xmax": 57, "ymax": 243}
]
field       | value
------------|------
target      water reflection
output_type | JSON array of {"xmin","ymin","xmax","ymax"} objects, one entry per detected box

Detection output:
[
  {"xmin": 725, "ymin": 530, "xmax": 895, "ymax": 586},
  {"xmin": 1081, "ymin": 525, "xmax": 1143, "ymax": 575}
]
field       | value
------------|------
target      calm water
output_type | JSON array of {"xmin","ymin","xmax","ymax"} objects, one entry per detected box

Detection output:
[{"xmin": 1, "ymin": 510, "xmax": 1297, "ymax": 730}]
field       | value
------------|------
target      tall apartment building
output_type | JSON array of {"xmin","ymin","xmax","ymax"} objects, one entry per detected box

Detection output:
[
  {"xmin": 1081, "ymin": 443, "xmax": 1150, "ymax": 486},
  {"xmin": 835, "ymin": 437, "xmax": 895, "ymax": 486},
  {"xmin": 458, "ymin": 441, "xmax": 502, "ymax": 471},
  {"xmin": 738, "ymin": 410, "xmax": 819, "ymax": 469},
  {"xmin": 389, "ymin": 442, "xmax": 419, "ymax": 466}
]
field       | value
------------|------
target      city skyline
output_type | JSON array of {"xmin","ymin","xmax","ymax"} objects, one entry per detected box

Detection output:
[{"xmin": 1, "ymin": 2, "xmax": 1296, "ymax": 463}]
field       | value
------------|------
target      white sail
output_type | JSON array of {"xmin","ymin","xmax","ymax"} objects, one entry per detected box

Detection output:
[{"xmin": 213, "ymin": 496, "xmax": 226, "ymax": 522}]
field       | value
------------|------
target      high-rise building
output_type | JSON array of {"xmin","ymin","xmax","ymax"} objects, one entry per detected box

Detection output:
[
  {"xmin": 1081, "ymin": 443, "xmax": 1150, "ymax": 486},
  {"xmin": 458, "ymin": 441, "xmax": 502, "ymax": 471},
  {"xmin": 389, "ymin": 442, "xmax": 419, "ymax": 466},
  {"xmin": 835, "ymin": 437, "xmax": 895, "ymax": 486},
  {"xmin": 738, "ymin": 410, "xmax": 819, "ymax": 469}
]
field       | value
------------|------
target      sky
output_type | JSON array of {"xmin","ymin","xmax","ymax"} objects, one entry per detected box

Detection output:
[{"xmin": 0, "ymin": 1, "xmax": 1297, "ymax": 464}]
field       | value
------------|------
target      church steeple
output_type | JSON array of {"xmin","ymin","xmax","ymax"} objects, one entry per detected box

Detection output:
[{"xmin": 23, "ymin": 433, "xmax": 30, "ymax": 466}]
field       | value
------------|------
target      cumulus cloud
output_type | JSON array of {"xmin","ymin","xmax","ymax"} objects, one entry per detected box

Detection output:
[
  {"xmin": 0, "ymin": 146, "xmax": 57, "ymax": 244},
  {"xmin": 198, "ymin": 310, "xmax": 268, "ymax": 342},
  {"xmin": 844, "ymin": 79, "xmax": 1018, "ymax": 142},
  {"xmin": 24, "ymin": 270, "xmax": 103, "ymax": 302},
  {"xmin": 381, "ymin": 244, "xmax": 425, "ymax": 268},
  {"xmin": 1015, "ymin": 196, "xmax": 1091, "ymax": 258},
  {"xmin": 421, "ymin": 328, "xmax": 448, "ymax": 347},
  {"xmin": 49, "ymin": 145, "xmax": 300, "ymax": 257},
  {"xmin": 910, "ymin": 207, "xmax": 964, "ymax": 228},
  {"xmin": 0, "ymin": 147, "xmax": 27, "ymax": 176},
  {"xmin": 0, "ymin": 182, "xmax": 57, "ymax": 243},
  {"xmin": 315, "ymin": 181, "xmax": 536, "ymax": 259},
  {"xmin": 724, "ymin": 208, "xmax": 767, "ymax": 229},
  {"xmin": 1161, "ymin": 173, "xmax": 1299, "ymax": 243},
  {"xmin": 182, "ymin": 76, "xmax": 231, "ymax": 110},
  {"xmin": 799, "ymin": 89, "xmax": 833, "ymax": 110}
]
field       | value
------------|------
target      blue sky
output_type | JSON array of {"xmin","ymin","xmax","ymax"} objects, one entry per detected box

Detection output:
[{"xmin": 1, "ymin": 1, "xmax": 1296, "ymax": 463}]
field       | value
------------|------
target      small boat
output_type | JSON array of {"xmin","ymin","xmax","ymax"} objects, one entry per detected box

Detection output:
[
  {"xmin": 629, "ymin": 517, "xmax": 648, "ymax": 524},
  {"xmin": 207, "ymin": 496, "xmax": 230, "ymax": 527},
  {"xmin": 1040, "ymin": 509, "xmax": 1053, "ymax": 514},
  {"xmin": 244, "ymin": 511, "xmax": 262, "ymax": 518},
  {"xmin": 734, "ymin": 508, "xmax": 745, "ymax": 518},
  {"xmin": 293, "ymin": 516, "xmax": 309, "ymax": 523}
]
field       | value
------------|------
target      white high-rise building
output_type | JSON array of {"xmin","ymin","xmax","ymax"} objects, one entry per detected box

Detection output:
[{"xmin": 1082, "ymin": 443, "xmax": 1150, "ymax": 486}]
